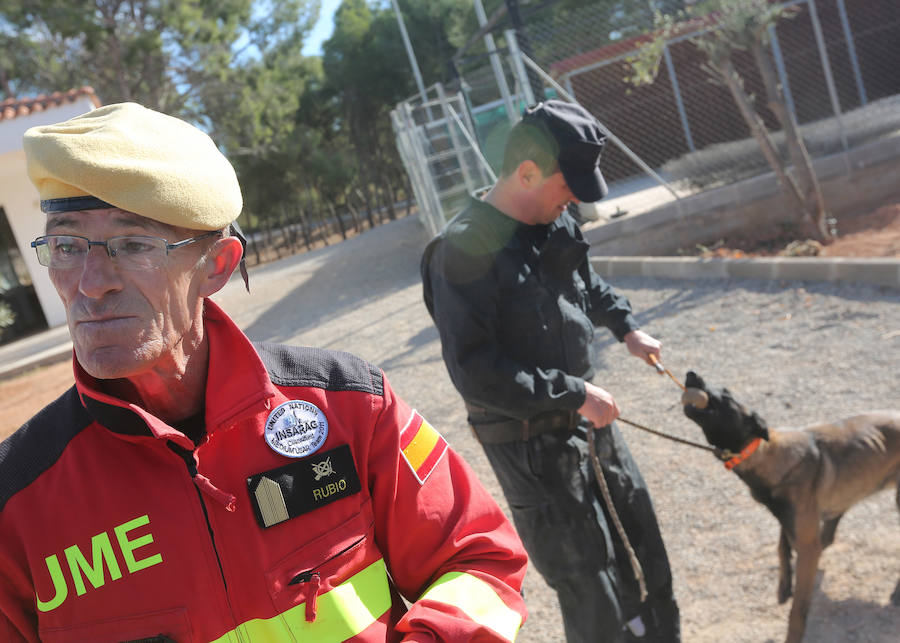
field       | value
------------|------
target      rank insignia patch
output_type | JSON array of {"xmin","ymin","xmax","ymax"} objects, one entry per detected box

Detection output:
[
  {"xmin": 247, "ymin": 444, "xmax": 361, "ymax": 528},
  {"xmin": 400, "ymin": 411, "xmax": 448, "ymax": 485}
]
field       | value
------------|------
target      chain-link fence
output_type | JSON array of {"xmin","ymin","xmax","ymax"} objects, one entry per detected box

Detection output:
[{"xmin": 393, "ymin": 0, "xmax": 900, "ymax": 236}]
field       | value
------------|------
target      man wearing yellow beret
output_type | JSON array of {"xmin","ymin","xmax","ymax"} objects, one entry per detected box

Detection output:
[{"xmin": 0, "ymin": 102, "xmax": 528, "ymax": 642}]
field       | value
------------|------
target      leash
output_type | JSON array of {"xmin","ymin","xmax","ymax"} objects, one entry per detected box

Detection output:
[
  {"xmin": 616, "ymin": 416, "xmax": 724, "ymax": 457},
  {"xmin": 627, "ymin": 354, "xmax": 743, "ymax": 461},
  {"xmin": 586, "ymin": 426, "xmax": 648, "ymax": 603},
  {"xmin": 649, "ymin": 354, "xmax": 685, "ymax": 392},
  {"xmin": 583, "ymin": 352, "xmax": 742, "ymax": 605},
  {"xmin": 581, "ymin": 353, "xmax": 685, "ymax": 605}
]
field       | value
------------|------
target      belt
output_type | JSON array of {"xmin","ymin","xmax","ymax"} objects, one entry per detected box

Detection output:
[{"xmin": 465, "ymin": 403, "xmax": 581, "ymax": 445}]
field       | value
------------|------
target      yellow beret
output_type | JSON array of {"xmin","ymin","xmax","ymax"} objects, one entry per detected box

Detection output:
[{"xmin": 23, "ymin": 102, "xmax": 242, "ymax": 230}]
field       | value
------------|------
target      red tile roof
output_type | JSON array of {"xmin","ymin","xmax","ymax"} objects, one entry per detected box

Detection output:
[{"xmin": 0, "ymin": 87, "xmax": 101, "ymax": 122}]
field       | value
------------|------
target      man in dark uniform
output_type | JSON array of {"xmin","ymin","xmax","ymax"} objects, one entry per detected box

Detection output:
[{"xmin": 421, "ymin": 100, "xmax": 680, "ymax": 642}]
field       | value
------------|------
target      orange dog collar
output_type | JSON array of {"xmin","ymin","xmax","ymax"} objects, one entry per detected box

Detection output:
[{"xmin": 724, "ymin": 437, "xmax": 762, "ymax": 470}]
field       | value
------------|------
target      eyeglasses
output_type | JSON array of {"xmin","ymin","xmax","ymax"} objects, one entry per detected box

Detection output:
[{"xmin": 30, "ymin": 231, "xmax": 222, "ymax": 271}]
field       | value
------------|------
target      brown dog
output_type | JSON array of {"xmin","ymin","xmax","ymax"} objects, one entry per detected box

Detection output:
[{"xmin": 681, "ymin": 371, "xmax": 900, "ymax": 643}]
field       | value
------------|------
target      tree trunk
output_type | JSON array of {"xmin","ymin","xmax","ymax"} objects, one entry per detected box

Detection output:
[
  {"xmin": 752, "ymin": 41, "xmax": 830, "ymax": 241},
  {"xmin": 296, "ymin": 206, "xmax": 313, "ymax": 251},
  {"xmin": 0, "ymin": 66, "xmax": 12, "ymax": 99},
  {"xmin": 356, "ymin": 188, "xmax": 375, "ymax": 229},
  {"xmin": 715, "ymin": 55, "xmax": 808, "ymax": 224},
  {"xmin": 345, "ymin": 194, "xmax": 363, "ymax": 234},
  {"xmin": 98, "ymin": 1, "xmax": 132, "ymax": 101},
  {"xmin": 264, "ymin": 220, "xmax": 281, "ymax": 260},
  {"xmin": 246, "ymin": 231, "xmax": 261, "ymax": 266},
  {"xmin": 372, "ymin": 148, "xmax": 397, "ymax": 221},
  {"xmin": 321, "ymin": 204, "xmax": 340, "ymax": 246},
  {"xmin": 279, "ymin": 205, "xmax": 298, "ymax": 252},
  {"xmin": 382, "ymin": 181, "xmax": 398, "ymax": 221},
  {"xmin": 299, "ymin": 184, "xmax": 316, "ymax": 250},
  {"xmin": 334, "ymin": 204, "xmax": 348, "ymax": 240}
]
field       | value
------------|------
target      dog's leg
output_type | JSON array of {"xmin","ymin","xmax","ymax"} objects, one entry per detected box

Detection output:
[
  {"xmin": 777, "ymin": 528, "xmax": 793, "ymax": 604},
  {"xmin": 784, "ymin": 512, "xmax": 823, "ymax": 643},
  {"xmin": 819, "ymin": 515, "xmax": 842, "ymax": 549}
]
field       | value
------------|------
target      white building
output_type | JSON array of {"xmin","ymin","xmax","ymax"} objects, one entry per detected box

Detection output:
[{"xmin": 0, "ymin": 88, "xmax": 100, "ymax": 338}]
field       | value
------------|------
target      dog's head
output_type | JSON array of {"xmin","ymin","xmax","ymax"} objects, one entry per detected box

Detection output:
[{"xmin": 682, "ymin": 371, "xmax": 769, "ymax": 453}]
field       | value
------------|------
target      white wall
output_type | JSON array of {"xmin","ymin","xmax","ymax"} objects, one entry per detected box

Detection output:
[
  {"xmin": 0, "ymin": 99, "xmax": 94, "ymax": 155},
  {"xmin": 0, "ymin": 97, "xmax": 97, "ymax": 328}
]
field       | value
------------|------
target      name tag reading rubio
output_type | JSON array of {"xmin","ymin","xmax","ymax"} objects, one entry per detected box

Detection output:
[
  {"xmin": 247, "ymin": 444, "xmax": 362, "ymax": 528},
  {"xmin": 265, "ymin": 400, "xmax": 329, "ymax": 458}
]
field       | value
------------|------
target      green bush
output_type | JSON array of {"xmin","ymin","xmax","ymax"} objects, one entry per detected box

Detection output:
[{"xmin": 0, "ymin": 300, "xmax": 15, "ymax": 338}]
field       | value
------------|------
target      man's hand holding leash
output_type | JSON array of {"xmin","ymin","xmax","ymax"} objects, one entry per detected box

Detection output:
[
  {"xmin": 579, "ymin": 330, "xmax": 662, "ymax": 429},
  {"xmin": 578, "ymin": 381, "xmax": 621, "ymax": 428},
  {"xmin": 624, "ymin": 329, "xmax": 662, "ymax": 366}
]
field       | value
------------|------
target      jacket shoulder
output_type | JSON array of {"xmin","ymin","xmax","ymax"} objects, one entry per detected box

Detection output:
[
  {"xmin": 0, "ymin": 386, "xmax": 89, "ymax": 511},
  {"xmin": 253, "ymin": 342, "xmax": 384, "ymax": 396},
  {"xmin": 441, "ymin": 203, "xmax": 515, "ymax": 256},
  {"xmin": 423, "ymin": 204, "xmax": 515, "ymax": 285}
]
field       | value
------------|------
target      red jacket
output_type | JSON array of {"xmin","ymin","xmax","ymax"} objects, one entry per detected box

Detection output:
[{"xmin": 0, "ymin": 300, "xmax": 527, "ymax": 642}]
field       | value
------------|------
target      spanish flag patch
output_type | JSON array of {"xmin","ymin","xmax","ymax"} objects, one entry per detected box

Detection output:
[{"xmin": 400, "ymin": 411, "xmax": 448, "ymax": 485}]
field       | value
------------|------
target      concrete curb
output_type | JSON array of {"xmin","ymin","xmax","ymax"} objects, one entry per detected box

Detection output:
[
  {"xmin": 0, "ymin": 325, "xmax": 72, "ymax": 381},
  {"xmin": 0, "ymin": 343, "xmax": 71, "ymax": 380},
  {"xmin": 590, "ymin": 256, "xmax": 900, "ymax": 289}
]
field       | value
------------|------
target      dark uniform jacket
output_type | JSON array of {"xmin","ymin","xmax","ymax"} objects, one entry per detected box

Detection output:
[{"xmin": 421, "ymin": 196, "xmax": 639, "ymax": 422}]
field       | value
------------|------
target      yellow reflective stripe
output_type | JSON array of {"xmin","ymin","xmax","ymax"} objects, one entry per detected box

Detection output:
[
  {"xmin": 210, "ymin": 558, "xmax": 391, "ymax": 643},
  {"xmin": 419, "ymin": 571, "xmax": 522, "ymax": 642}
]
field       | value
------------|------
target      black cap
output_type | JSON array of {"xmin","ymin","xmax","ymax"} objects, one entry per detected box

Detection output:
[{"xmin": 522, "ymin": 100, "xmax": 608, "ymax": 203}]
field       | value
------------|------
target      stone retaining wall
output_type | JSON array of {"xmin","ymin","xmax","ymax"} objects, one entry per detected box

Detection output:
[
  {"xmin": 590, "ymin": 255, "xmax": 900, "ymax": 288},
  {"xmin": 584, "ymin": 133, "xmax": 900, "ymax": 257}
]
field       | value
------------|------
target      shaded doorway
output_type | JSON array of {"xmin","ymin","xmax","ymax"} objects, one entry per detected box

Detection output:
[{"xmin": 0, "ymin": 206, "xmax": 47, "ymax": 345}]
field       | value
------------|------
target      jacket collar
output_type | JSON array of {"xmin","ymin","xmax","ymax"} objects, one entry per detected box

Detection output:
[{"xmin": 74, "ymin": 299, "xmax": 277, "ymax": 448}]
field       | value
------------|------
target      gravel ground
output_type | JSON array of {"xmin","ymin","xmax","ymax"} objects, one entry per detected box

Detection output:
[
  {"xmin": 8, "ymin": 212, "xmax": 894, "ymax": 641},
  {"xmin": 208, "ymin": 213, "xmax": 900, "ymax": 642}
]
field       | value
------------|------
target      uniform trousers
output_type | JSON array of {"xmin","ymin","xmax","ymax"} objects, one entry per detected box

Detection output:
[{"xmin": 479, "ymin": 421, "xmax": 680, "ymax": 643}]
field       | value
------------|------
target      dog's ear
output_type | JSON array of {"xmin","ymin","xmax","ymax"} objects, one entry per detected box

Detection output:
[{"xmin": 750, "ymin": 412, "xmax": 770, "ymax": 441}]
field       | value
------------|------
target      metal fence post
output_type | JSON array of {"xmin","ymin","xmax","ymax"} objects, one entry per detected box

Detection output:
[
  {"xmin": 768, "ymin": 24, "xmax": 797, "ymax": 121},
  {"xmin": 807, "ymin": 0, "xmax": 848, "ymax": 152},
  {"xmin": 505, "ymin": 29, "xmax": 536, "ymax": 106},
  {"xmin": 663, "ymin": 43, "xmax": 695, "ymax": 153},
  {"xmin": 474, "ymin": 0, "xmax": 517, "ymax": 124},
  {"xmin": 456, "ymin": 92, "xmax": 495, "ymax": 186},
  {"xmin": 835, "ymin": 0, "xmax": 867, "ymax": 107},
  {"xmin": 563, "ymin": 75, "xmax": 576, "ymax": 102},
  {"xmin": 505, "ymin": 0, "xmax": 544, "ymax": 101}
]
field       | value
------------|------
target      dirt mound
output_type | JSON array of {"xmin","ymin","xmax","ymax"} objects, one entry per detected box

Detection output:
[{"xmin": 687, "ymin": 201, "xmax": 900, "ymax": 259}]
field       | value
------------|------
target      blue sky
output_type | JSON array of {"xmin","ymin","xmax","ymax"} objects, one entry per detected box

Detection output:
[{"xmin": 302, "ymin": 0, "xmax": 342, "ymax": 56}]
